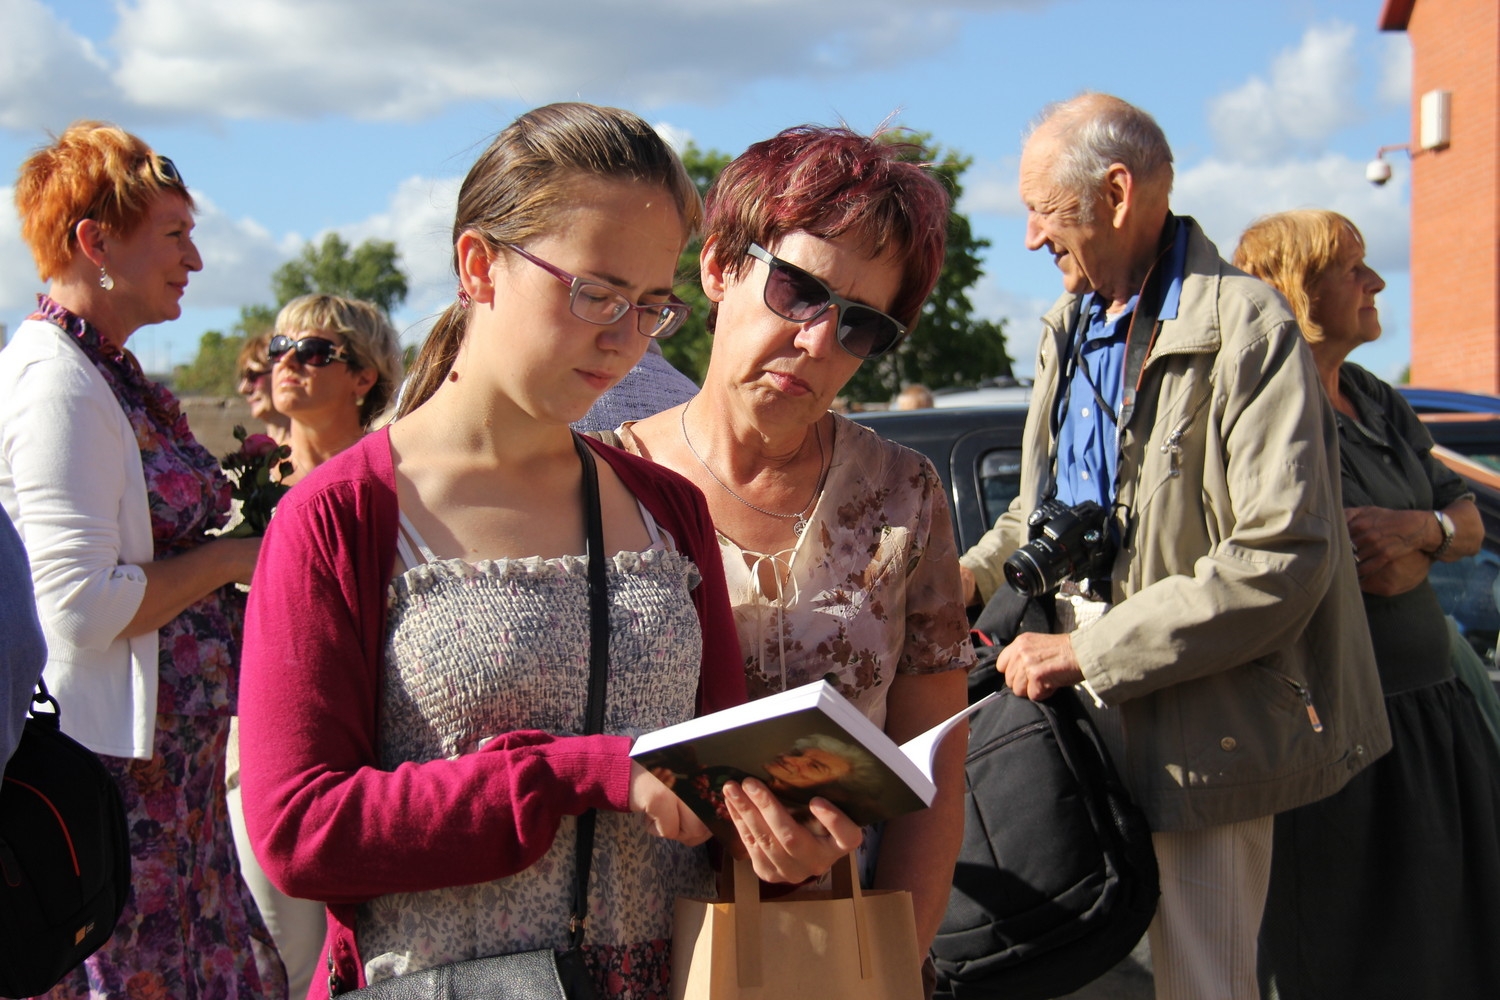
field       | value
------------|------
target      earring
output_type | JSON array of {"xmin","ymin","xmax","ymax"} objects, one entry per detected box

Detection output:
[
  {"xmin": 355, "ymin": 396, "xmax": 366, "ymax": 408},
  {"xmin": 99, "ymin": 267, "xmax": 115, "ymax": 291},
  {"xmin": 457, "ymin": 287, "xmax": 472, "ymax": 309}
]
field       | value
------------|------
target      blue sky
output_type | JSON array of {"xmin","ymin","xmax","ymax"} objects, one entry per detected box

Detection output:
[{"xmin": 0, "ymin": 0, "xmax": 1415, "ymax": 382}]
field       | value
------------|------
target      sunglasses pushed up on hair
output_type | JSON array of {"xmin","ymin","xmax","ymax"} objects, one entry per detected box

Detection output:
[
  {"xmin": 746, "ymin": 243, "xmax": 908, "ymax": 360},
  {"xmin": 267, "ymin": 334, "xmax": 354, "ymax": 368}
]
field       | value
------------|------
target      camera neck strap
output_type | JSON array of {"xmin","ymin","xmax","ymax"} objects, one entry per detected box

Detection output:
[{"xmin": 1044, "ymin": 214, "xmax": 1181, "ymax": 503}]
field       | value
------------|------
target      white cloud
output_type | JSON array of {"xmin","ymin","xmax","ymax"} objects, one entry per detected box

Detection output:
[
  {"xmin": 182, "ymin": 191, "xmax": 291, "ymax": 311},
  {"xmin": 967, "ymin": 273, "xmax": 1052, "ymax": 377},
  {"xmin": 0, "ymin": 0, "xmax": 122, "ymax": 130},
  {"xmin": 1174, "ymin": 154, "xmax": 1409, "ymax": 275},
  {"xmin": 960, "ymin": 160, "xmax": 1022, "ymax": 216},
  {"xmin": 1379, "ymin": 34, "xmax": 1412, "ymax": 110},
  {"xmin": 334, "ymin": 175, "xmax": 461, "ymax": 340},
  {"xmin": 0, "ymin": 188, "xmax": 45, "ymax": 333},
  {"xmin": 1208, "ymin": 22, "xmax": 1361, "ymax": 164},
  {"xmin": 34, "ymin": 0, "xmax": 1028, "ymax": 123}
]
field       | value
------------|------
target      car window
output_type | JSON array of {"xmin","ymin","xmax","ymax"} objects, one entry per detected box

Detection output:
[
  {"xmin": 979, "ymin": 449, "xmax": 1023, "ymax": 526},
  {"xmin": 1431, "ymin": 551, "xmax": 1500, "ymax": 663}
]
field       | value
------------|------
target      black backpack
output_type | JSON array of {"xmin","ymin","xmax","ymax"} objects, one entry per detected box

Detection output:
[
  {"xmin": 0, "ymin": 679, "xmax": 131, "ymax": 998},
  {"xmin": 932, "ymin": 591, "xmax": 1159, "ymax": 1000}
]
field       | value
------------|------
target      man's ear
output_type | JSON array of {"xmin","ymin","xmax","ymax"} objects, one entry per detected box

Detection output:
[
  {"xmin": 456, "ymin": 231, "xmax": 497, "ymax": 305},
  {"xmin": 74, "ymin": 219, "xmax": 108, "ymax": 268},
  {"xmin": 699, "ymin": 236, "xmax": 728, "ymax": 303},
  {"xmin": 1103, "ymin": 163, "xmax": 1133, "ymax": 230}
]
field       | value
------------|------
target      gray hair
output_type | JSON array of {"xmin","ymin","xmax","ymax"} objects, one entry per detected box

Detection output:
[
  {"xmin": 1030, "ymin": 93, "xmax": 1174, "ymax": 222},
  {"xmin": 790, "ymin": 733, "xmax": 885, "ymax": 799}
]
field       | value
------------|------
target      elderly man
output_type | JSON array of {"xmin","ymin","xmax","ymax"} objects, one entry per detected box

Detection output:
[{"xmin": 958, "ymin": 93, "xmax": 1390, "ymax": 1000}]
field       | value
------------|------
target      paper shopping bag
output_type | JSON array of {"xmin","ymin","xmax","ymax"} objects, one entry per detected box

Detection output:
[{"xmin": 670, "ymin": 855, "xmax": 923, "ymax": 999}]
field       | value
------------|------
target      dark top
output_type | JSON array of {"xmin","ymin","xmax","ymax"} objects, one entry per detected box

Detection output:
[
  {"xmin": 1336, "ymin": 363, "xmax": 1472, "ymax": 694},
  {"xmin": 0, "ymin": 506, "xmax": 46, "ymax": 776}
]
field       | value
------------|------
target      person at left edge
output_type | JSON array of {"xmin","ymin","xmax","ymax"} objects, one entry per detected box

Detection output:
[
  {"xmin": 0, "ymin": 121, "xmax": 285, "ymax": 999},
  {"xmin": 0, "ymin": 505, "xmax": 47, "ymax": 780}
]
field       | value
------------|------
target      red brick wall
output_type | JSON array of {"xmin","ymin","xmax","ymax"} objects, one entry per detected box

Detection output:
[{"xmin": 1406, "ymin": 0, "xmax": 1500, "ymax": 391}]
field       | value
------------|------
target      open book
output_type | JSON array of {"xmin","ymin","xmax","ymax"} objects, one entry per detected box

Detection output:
[{"xmin": 631, "ymin": 680, "xmax": 996, "ymax": 839}]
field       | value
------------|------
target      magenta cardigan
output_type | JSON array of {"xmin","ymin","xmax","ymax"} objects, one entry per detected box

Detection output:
[{"xmin": 238, "ymin": 429, "xmax": 746, "ymax": 995}]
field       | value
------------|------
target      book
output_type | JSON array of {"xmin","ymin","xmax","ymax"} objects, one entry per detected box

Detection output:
[{"xmin": 631, "ymin": 679, "xmax": 996, "ymax": 839}]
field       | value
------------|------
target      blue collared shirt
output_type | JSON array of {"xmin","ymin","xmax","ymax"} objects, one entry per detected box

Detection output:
[{"xmin": 1054, "ymin": 223, "xmax": 1189, "ymax": 509}]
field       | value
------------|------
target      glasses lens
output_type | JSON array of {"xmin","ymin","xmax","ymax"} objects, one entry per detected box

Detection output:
[
  {"xmin": 763, "ymin": 264, "xmax": 832, "ymax": 322},
  {"xmin": 154, "ymin": 155, "xmax": 184, "ymax": 187},
  {"xmin": 270, "ymin": 335, "xmax": 341, "ymax": 367},
  {"xmin": 570, "ymin": 282, "xmax": 631, "ymax": 326},
  {"xmin": 837, "ymin": 308, "xmax": 904, "ymax": 360},
  {"xmin": 638, "ymin": 301, "xmax": 689, "ymax": 339}
]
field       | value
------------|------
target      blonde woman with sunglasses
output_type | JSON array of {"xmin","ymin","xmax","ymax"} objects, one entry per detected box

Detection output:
[
  {"xmin": 266, "ymin": 294, "xmax": 403, "ymax": 486},
  {"xmin": 614, "ymin": 125, "xmax": 971, "ymax": 984}
]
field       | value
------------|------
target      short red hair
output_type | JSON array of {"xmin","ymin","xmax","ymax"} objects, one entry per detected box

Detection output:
[
  {"xmin": 15, "ymin": 120, "xmax": 193, "ymax": 281},
  {"xmin": 704, "ymin": 125, "xmax": 950, "ymax": 329}
]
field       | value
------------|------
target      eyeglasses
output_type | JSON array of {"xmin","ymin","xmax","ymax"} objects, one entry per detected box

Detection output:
[
  {"xmin": 746, "ymin": 243, "xmax": 908, "ymax": 360},
  {"xmin": 267, "ymin": 335, "xmax": 354, "ymax": 368},
  {"xmin": 504, "ymin": 244, "xmax": 689, "ymax": 339},
  {"xmin": 239, "ymin": 368, "xmax": 270, "ymax": 384}
]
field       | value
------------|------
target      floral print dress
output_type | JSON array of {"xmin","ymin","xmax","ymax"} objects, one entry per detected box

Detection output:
[
  {"xmin": 33, "ymin": 298, "xmax": 286, "ymax": 1000},
  {"xmin": 710, "ymin": 415, "xmax": 974, "ymax": 730}
]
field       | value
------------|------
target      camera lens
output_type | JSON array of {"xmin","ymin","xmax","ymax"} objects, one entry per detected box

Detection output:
[{"xmin": 1003, "ymin": 550, "xmax": 1048, "ymax": 597}]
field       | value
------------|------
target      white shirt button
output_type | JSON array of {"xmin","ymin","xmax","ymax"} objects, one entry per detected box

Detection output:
[{"xmin": 1080, "ymin": 471, "xmax": 1091, "ymax": 481}]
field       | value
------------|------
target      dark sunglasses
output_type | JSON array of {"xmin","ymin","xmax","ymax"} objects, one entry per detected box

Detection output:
[
  {"xmin": 267, "ymin": 334, "xmax": 353, "ymax": 368},
  {"xmin": 239, "ymin": 367, "xmax": 270, "ymax": 384},
  {"xmin": 505, "ymin": 244, "xmax": 690, "ymax": 339},
  {"xmin": 746, "ymin": 243, "xmax": 908, "ymax": 360},
  {"xmin": 150, "ymin": 155, "xmax": 184, "ymax": 188}
]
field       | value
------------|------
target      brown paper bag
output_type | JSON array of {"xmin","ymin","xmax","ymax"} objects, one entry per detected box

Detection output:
[{"xmin": 671, "ymin": 855, "xmax": 923, "ymax": 999}]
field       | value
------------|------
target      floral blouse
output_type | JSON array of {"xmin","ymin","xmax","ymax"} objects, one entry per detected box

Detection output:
[
  {"xmin": 32, "ymin": 296, "xmax": 241, "ymax": 716},
  {"xmin": 712, "ymin": 414, "xmax": 973, "ymax": 730}
]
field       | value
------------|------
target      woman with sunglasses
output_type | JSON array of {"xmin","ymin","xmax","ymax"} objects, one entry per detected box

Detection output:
[
  {"xmin": 236, "ymin": 333, "xmax": 292, "ymax": 445},
  {"xmin": 238, "ymin": 104, "xmax": 852, "ymax": 998},
  {"xmin": 1, "ymin": 122, "xmax": 285, "ymax": 997},
  {"xmin": 268, "ymin": 294, "xmax": 403, "ymax": 485},
  {"xmin": 614, "ymin": 124, "xmax": 972, "ymax": 978}
]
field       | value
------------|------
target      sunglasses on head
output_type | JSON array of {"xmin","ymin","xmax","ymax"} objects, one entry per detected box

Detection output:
[
  {"xmin": 745, "ymin": 243, "xmax": 908, "ymax": 360},
  {"xmin": 150, "ymin": 154, "xmax": 184, "ymax": 189},
  {"xmin": 267, "ymin": 334, "xmax": 353, "ymax": 368}
]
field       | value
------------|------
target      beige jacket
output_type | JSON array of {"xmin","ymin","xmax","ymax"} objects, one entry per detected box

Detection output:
[{"xmin": 960, "ymin": 219, "xmax": 1391, "ymax": 830}]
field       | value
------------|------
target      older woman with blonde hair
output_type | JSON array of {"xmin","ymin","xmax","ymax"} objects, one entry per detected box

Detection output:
[
  {"xmin": 0, "ymin": 121, "xmax": 284, "ymax": 997},
  {"xmin": 1234, "ymin": 209, "xmax": 1500, "ymax": 999},
  {"xmin": 269, "ymin": 293, "xmax": 403, "ymax": 485}
]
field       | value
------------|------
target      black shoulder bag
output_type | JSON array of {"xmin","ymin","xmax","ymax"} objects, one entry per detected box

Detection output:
[
  {"xmin": 338, "ymin": 433, "xmax": 610, "ymax": 1000},
  {"xmin": 0, "ymin": 678, "xmax": 131, "ymax": 997}
]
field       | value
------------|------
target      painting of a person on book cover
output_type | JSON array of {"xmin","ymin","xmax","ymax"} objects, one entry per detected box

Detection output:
[{"xmin": 650, "ymin": 733, "xmax": 887, "ymax": 828}]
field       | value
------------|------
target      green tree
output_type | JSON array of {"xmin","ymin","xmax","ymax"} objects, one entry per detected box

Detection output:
[
  {"xmin": 272, "ymin": 233, "xmax": 409, "ymax": 314},
  {"xmin": 658, "ymin": 142, "xmax": 731, "ymax": 384},
  {"xmin": 656, "ymin": 136, "xmax": 1012, "ymax": 402},
  {"xmin": 842, "ymin": 135, "xmax": 1013, "ymax": 403},
  {"xmin": 172, "ymin": 330, "xmax": 243, "ymax": 395}
]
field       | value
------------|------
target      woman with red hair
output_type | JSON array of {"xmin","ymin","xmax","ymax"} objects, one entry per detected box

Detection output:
[{"xmin": 615, "ymin": 125, "xmax": 971, "ymax": 982}]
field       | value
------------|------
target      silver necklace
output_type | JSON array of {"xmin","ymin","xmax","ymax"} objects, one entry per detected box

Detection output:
[{"xmin": 680, "ymin": 401, "xmax": 828, "ymax": 537}]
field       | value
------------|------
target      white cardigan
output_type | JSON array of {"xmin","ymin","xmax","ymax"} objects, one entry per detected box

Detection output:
[{"xmin": 0, "ymin": 318, "xmax": 158, "ymax": 759}]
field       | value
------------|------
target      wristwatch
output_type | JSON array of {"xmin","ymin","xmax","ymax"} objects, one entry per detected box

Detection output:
[{"xmin": 1430, "ymin": 510, "xmax": 1456, "ymax": 560}]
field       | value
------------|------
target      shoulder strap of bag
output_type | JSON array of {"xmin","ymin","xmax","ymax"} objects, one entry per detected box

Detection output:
[{"xmin": 570, "ymin": 432, "xmax": 609, "ymax": 951}]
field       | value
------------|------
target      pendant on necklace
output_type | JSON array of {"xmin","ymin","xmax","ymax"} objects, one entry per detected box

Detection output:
[{"xmin": 792, "ymin": 515, "xmax": 808, "ymax": 538}]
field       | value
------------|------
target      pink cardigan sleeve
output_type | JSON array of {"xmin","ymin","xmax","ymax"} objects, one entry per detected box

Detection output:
[{"xmin": 237, "ymin": 435, "xmax": 635, "ymax": 906}]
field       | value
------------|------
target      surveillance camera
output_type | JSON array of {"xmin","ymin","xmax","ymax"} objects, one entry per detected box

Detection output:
[{"xmin": 1366, "ymin": 158, "xmax": 1392, "ymax": 186}]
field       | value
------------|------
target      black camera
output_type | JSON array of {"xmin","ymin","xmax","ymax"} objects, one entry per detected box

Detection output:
[{"xmin": 1003, "ymin": 498, "xmax": 1115, "ymax": 597}]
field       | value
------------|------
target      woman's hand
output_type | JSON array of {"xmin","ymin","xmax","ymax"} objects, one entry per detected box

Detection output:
[
  {"xmin": 720, "ymin": 777, "xmax": 863, "ymax": 884},
  {"xmin": 1345, "ymin": 505, "xmax": 1435, "ymax": 578},
  {"xmin": 628, "ymin": 762, "xmax": 712, "ymax": 846},
  {"xmin": 122, "ymin": 536, "xmax": 264, "ymax": 637}
]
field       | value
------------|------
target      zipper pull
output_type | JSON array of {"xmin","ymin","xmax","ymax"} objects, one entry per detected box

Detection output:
[
  {"xmin": 1301, "ymin": 688, "xmax": 1324, "ymax": 733},
  {"xmin": 1160, "ymin": 427, "xmax": 1184, "ymax": 478}
]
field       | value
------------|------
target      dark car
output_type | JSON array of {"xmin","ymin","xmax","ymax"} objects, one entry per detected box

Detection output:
[
  {"xmin": 1398, "ymin": 386, "xmax": 1500, "ymax": 415},
  {"xmin": 851, "ymin": 404, "xmax": 1500, "ymax": 672}
]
